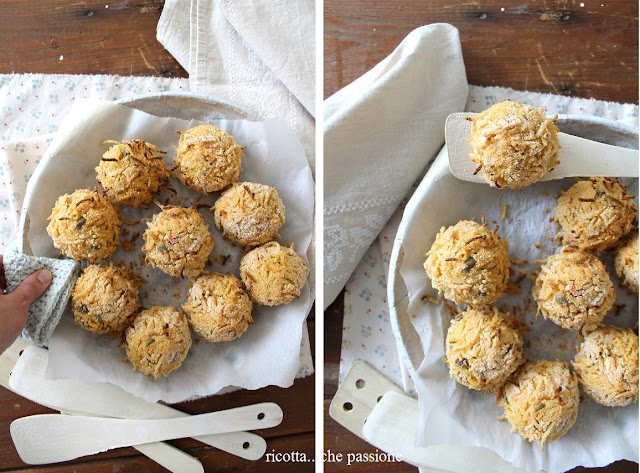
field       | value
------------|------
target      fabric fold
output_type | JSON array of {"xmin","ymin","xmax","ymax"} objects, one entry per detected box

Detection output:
[
  {"xmin": 156, "ymin": 0, "xmax": 316, "ymax": 169},
  {"xmin": 324, "ymin": 23, "xmax": 469, "ymax": 308}
]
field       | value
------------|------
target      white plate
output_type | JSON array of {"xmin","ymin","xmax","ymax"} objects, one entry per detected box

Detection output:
[{"xmin": 388, "ymin": 115, "xmax": 639, "ymax": 472}]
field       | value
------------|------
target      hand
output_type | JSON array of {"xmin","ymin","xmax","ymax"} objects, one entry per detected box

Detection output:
[{"xmin": 0, "ymin": 255, "xmax": 52, "ymax": 355}]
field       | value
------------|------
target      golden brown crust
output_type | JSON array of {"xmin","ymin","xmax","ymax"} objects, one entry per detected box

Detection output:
[
  {"xmin": 572, "ymin": 325, "xmax": 639, "ymax": 407},
  {"xmin": 615, "ymin": 231, "xmax": 639, "ymax": 293},
  {"xmin": 96, "ymin": 139, "xmax": 169, "ymax": 207},
  {"xmin": 424, "ymin": 219, "xmax": 510, "ymax": 306},
  {"xmin": 445, "ymin": 306, "xmax": 526, "ymax": 392},
  {"xmin": 533, "ymin": 248, "xmax": 615, "ymax": 335},
  {"xmin": 555, "ymin": 177, "xmax": 637, "ymax": 251},
  {"xmin": 71, "ymin": 263, "xmax": 143, "ymax": 333},
  {"xmin": 123, "ymin": 306, "xmax": 192, "ymax": 380},
  {"xmin": 183, "ymin": 273, "xmax": 253, "ymax": 343},
  {"xmin": 469, "ymin": 101, "xmax": 560, "ymax": 190},
  {"xmin": 240, "ymin": 241, "xmax": 307, "ymax": 306},
  {"xmin": 173, "ymin": 125, "xmax": 244, "ymax": 194},
  {"xmin": 46, "ymin": 188, "xmax": 120, "ymax": 262},
  {"xmin": 214, "ymin": 182, "xmax": 285, "ymax": 247},
  {"xmin": 499, "ymin": 360, "xmax": 579, "ymax": 450},
  {"xmin": 142, "ymin": 205, "xmax": 214, "ymax": 278}
]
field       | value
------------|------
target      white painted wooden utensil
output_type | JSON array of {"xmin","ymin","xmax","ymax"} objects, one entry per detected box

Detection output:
[
  {"xmin": 9, "ymin": 346, "xmax": 266, "ymax": 461},
  {"xmin": 0, "ymin": 341, "xmax": 204, "ymax": 473},
  {"xmin": 332, "ymin": 361, "xmax": 526, "ymax": 473},
  {"xmin": 11, "ymin": 402, "xmax": 283, "ymax": 464},
  {"xmin": 446, "ymin": 112, "xmax": 639, "ymax": 184}
]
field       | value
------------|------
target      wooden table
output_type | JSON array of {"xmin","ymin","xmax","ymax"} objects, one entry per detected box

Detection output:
[
  {"xmin": 0, "ymin": 1, "xmax": 314, "ymax": 472},
  {"xmin": 324, "ymin": 1, "xmax": 638, "ymax": 472}
]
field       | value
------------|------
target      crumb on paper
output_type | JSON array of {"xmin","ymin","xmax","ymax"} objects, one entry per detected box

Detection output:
[
  {"xmin": 534, "ymin": 242, "xmax": 541, "ymax": 248},
  {"xmin": 543, "ymin": 208, "xmax": 551, "ymax": 214},
  {"xmin": 510, "ymin": 256, "xmax": 528, "ymax": 265},
  {"xmin": 421, "ymin": 294, "xmax": 441, "ymax": 304},
  {"xmin": 501, "ymin": 203, "xmax": 507, "ymax": 220}
]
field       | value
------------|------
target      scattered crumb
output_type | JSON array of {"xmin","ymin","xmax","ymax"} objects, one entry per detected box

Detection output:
[
  {"xmin": 421, "ymin": 294, "xmax": 441, "ymax": 304},
  {"xmin": 534, "ymin": 242, "xmax": 541, "ymax": 248},
  {"xmin": 507, "ymin": 282, "xmax": 522, "ymax": 294},
  {"xmin": 543, "ymin": 208, "xmax": 551, "ymax": 215},
  {"xmin": 510, "ymin": 256, "xmax": 528, "ymax": 265},
  {"xmin": 122, "ymin": 241, "xmax": 136, "ymax": 252},
  {"xmin": 501, "ymin": 203, "xmax": 507, "ymax": 220},
  {"xmin": 443, "ymin": 300, "xmax": 458, "ymax": 317}
]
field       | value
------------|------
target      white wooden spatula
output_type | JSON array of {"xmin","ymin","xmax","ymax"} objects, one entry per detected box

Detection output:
[
  {"xmin": 11, "ymin": 402, "xmax": 283, "ymax": 465},
  {"xmin": 9, "ymin": 345, "xmax": 267, "ymax": 461},
  {"xmin": 446, "ymin": 112, "xmax": 639, "ymax": 184}
]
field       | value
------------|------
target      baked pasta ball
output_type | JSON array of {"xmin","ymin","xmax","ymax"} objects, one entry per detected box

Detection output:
[
  {"xmin": 214, "ymin": 182, "xmax": 285, "ymax": 246},
  {"xmin": 71, "ymin": 263, "xmax": 143, "ymax": 333},
  {"xmin": 173, "ymin": 125, "xmax": 244, "ymax": 194},
  {"xmin": 469, "ymin": 101, "xmax": 560, "ymax": 190},
  {"xmin": 123, "ymin": 306, "xmax": 192, "ymax": 380},
  {"xmin": 96, "ymin": 139, "xmax": 169, "ymax": 207},
  {"xmin": 46, "ymin": 188, "xmax": 120, "ymax": 262},
  {"xmin": 445, "ymin": 306, "xmax": 525, "ymax": 392},
  {"xmin": 183, "ymin": 272, "xmax": 253, "ymax": 343},
  {"xmin": 615, "ymin": 231, "xmax": 639, "ymax": 293},
  {"xmin": 499, "ymin": 360, "xmax": 579, "ymax": 450},
  {"xmin": 533, "ymin": 248, "xmax": 614, "ymax": 334},
  {"xmin": 573, "ymin": 325, "xmax": 639, "ymax": 407},
  {"xmin": 424, "ymin": 219, "xmax": 510, "ymax": 306},
  {"xmin": 142, "ymin": 205, "xmax": 214, "ymax": 278},
  {"xmin": 240, "ymin": 241, "xmax": 307, "ymax": 306},
  {"xmin": 555, "ymin": 177, "xmax": 637, "ymax": 251}
]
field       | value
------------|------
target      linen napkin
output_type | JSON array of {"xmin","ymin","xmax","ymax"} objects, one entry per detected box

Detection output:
[
  {"xmin": 323, "ymin": 23, "xmax": 469, "ymax": 309},
  {"xmin": 157, "ymin": 0, "xmax": 316, "ymax": 170}
]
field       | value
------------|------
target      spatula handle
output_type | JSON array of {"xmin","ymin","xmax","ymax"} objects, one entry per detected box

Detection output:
[{"xmin": 11, "ymin": 402, "xmax": 283, "ymax": 464}]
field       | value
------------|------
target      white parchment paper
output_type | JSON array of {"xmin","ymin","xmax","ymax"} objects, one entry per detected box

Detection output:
[
  {"xmin": 20, "ymin": 98, "xmax": 314, "ymax": 403},
  {"xmin": 398, "ymin": 145, "xmax": 638, "ymax": 473}
]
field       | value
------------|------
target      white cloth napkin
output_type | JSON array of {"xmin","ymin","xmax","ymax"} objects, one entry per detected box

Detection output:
[
  {"xmin": 157, "ymin": 0, "xmax": 316, "ymax": 170},
  {"xmin": 323, "ymin": 24, "xmax": 469, "ymax": 309}
]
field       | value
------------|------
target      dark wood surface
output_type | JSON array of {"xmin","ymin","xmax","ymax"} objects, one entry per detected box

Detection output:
[
  {"xmin": 324, "ymin": 1, "xmax": 638, "ymax": 472},
  {"xmin": 325, "ymin": 0, "xmax": 638, "ymax": 103},
  {"xmin": 0, "ymin": 1, "xmax": 314, "ymax": 472}
]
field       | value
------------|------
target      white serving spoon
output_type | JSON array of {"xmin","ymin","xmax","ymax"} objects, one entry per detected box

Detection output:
[
  {"xmin": 11, "ymin": 402, "xmax": 283, "ymax": 465},
  {"xmin": 8, "ymin": 345, "xmax": 267, "ymax": 462},
  {"xmin": 446, "ymin": 112, "xmax": 639, "ymax": 184}
]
